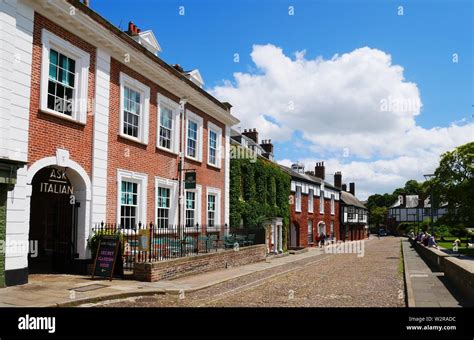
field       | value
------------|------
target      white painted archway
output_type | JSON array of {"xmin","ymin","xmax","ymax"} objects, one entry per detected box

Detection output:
[{"xmin": 26, "ymin": 151, "xmax": 92, "ymax": 260}]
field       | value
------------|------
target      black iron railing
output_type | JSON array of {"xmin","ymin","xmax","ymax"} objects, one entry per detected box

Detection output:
[{"xmin": 89, "ymin": 222, "xmax": 263, "ymax": 271}]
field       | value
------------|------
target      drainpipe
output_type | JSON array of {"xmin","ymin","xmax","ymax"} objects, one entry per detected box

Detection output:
[{"xmin": 178, "ymin": 98, "xmax": 187, "ymax": 239}]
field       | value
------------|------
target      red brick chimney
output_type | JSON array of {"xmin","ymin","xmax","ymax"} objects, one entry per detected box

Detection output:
[
  {"xmin": 260, "ymin": 139, "xmax": 274, "ymax": 154},
  {"xmin": 83, "ymin": 0, "xmax": 89, "ymax": 6},
  {"xmin": 349, "ymin": 182, "xmax": 355, "ymax": 195},
  {"xmin": 334, "ymin": 171, "xmax": 342, "ymax": 189},
  {"xmin": 127, "ymin": 21, "xmax": 140, "ymax": 36},
  {"xmin": 314, "ymin": 162, "xmax": 325, "ymax": 180},
  {"xmin": 342, "ymin": 184, "xmax": 347, "ymax": 192},
  {"xmin": 242, "ymin": 128, "xmax": 259, "ymax": 144}
]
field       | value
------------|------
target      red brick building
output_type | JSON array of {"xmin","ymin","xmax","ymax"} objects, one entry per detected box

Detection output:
[
  {"xmin": 2, "ymin": 0, "xmax": 238, "ymax": 286},
  {"xmin": 280, "ymin": 162, "xmax": 341, "ymax": 248}
]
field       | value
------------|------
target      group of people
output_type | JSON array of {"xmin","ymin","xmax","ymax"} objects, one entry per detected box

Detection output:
[
  {"xmin": 318, "ymin": 233, "xmax": 334, "ymax": 248},
  {"xmin": 413, "ymin": 231, "xmax": 439, "ymax": 249}
]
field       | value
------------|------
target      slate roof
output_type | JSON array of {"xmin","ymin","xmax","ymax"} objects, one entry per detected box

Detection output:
[{"xmin": 340, "ymin": 191, "xmax": 367, "ymax": 209}]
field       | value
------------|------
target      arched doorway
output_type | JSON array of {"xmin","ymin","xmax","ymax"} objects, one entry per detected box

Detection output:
[
  {"xmin": 317, "ymin": 221, "xmax": 326, "ymax": 237},
  {"xmin": 28, "ymin": 166, "xmax": 78, "ymax": 273}
]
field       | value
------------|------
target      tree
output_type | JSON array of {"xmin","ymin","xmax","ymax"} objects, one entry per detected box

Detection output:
[
  {"xmin": 370, "ymin": 206, "xmax": 387, "ymax": 228},
  {"xmin": 432, "ymin": 142, "xmax": 474, "ymax": 227}
]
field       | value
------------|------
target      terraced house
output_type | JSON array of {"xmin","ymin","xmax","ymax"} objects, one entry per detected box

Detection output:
[
  {"xmin": 0, "ymin": 0, "xmax": 238, "ymax": 286},
  {"xmin": 280, "ymin": 162, "xmax": 341, "ymax": 248}
]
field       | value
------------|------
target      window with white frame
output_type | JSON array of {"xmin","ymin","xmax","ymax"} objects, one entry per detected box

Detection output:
[
  {"xmin": 185, "ymin": 191, "xmax": 196, "ymax": 227},
  {"xmin": 156, "ymin": 187, "xmax": 170, "ymax": 228},
  {"xmin": 157, "ymin": 94, "xmax": 180, "ymax": 153},
  {"xmin": 120, "ymin": 180, "xmax": 138, "ymax": 229},
  {"xmin": 320, "ymin": 191, "xmax": 324, "ymax": 214},
  {"xmin": 207, "ymin": 194, "xmax": 216, "ymax": 227},
  {"xmin": 206, "ymin": 187, "xmax": 221, "ymax": 228},
  {"xmin": 187, "ymin": 121, "xmax": 198, "ymax": 158},
  {"xmin": 330, "ymin": 221, "xmax": 334, "ymax": 238},
  {"xmin": 295, "ymin": 186, "xmax": 302, "ymax": 212},
  {"xmin": 117, "ymin": 170, "xmax": 147, "ymax": 229},
  {"xmin": 308, "ymin": 189, "xmax": 314, "ymax": 213},
  {"xmin": 207, "ymin": 122, "xmax": 222, "ymax": 168},
  {"xmin": 155, "ymin": 176, "xmax": 178, "ymax": 229},
  {"xmin": 331, "ymin": 194, "xmax": 335, "ymax": 215},
  {"xmin": 308, "ymin": 220, "xmax": 313, "ymax": 244},
  {"xmin": 41, "ymin": 29, "xmax": 90, "ymax": 123},
  {"xmin": 185, "ymin": 110, "xmax": 203, "ymax": 161},
  {"xmin": 119, "ymin": 72, "xmax": 150, "ymax": 144}
]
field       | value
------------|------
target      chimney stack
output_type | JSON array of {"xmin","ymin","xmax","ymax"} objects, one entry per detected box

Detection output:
[
  {"xmin": 334, "ymin": 171, "xmax": 342, "ymax": 189},
  {"xmin": 83, "ymin": 0, "xmax": 89, "ymax": 6},
  {"xmin": 342, "ymin": 184, "xmax": 347, "ymax": 192},
  {"xmin": 349, "ymin": 182, "xmax": 355, "ymax": 195},
  {"xmin": 260, "ymin": 139, "xmax": 274, "ymax": 155},
  {"xmin": 314, "ymin": 162, "xmax": 325, "ymax": 180},
  {"xmin": 242, "ymin": 128, "xmax": 259, "ymax": 144},
  {"xmin": 127, "ymin": 21, "xmax": 140, "ymax": 36}
]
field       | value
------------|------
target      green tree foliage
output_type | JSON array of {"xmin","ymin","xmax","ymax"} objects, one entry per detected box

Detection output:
[
  {"xmin": 432, "ymin": 141, "xmax": 474, "ymax": 227},
  {"xmin": 370, "ymin": 206, "xmax": 387, "ymax": 228},
  {"xmin": 230, "ymin": 153, "xmax": 291, "ymax": 248}
]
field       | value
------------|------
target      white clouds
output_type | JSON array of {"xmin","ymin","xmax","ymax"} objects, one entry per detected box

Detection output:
[{"xmin": 210, "ymin": 44, "xmax": 474, "ymax": 197}]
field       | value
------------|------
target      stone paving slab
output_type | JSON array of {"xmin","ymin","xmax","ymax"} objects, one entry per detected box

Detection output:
[
  {"xmin": 401, "ymin": 239, "xmax": 470, "ymax": 307},
  {"xmin": 0, "ymin": 246, "xmax": 327, "ymax": 307}
]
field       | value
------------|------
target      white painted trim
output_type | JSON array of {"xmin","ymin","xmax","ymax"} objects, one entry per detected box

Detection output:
[
  {"xmin": 25, "ymin": 153, "xmax": 92, "ymax": 260},
  {"xmin": 207, "ymin": 121, "xmax": 222, "ymax": 168},
  {"xmin": 184, "ymin": 184, "xmax": 202, "ymax": 228},
  {"xmin": 119, "ymin": 72, "xmax": 150, "ymax": 145},
  {"xmin": 40, "ymin": 29, "xmax": 90, "ymax": 123},
  {"xmin": 154, "ymin": 176, "xmax": 179, "ymax": 228},
  {"xmin": 295, "ymin": 185, "xmax": 302, "ymax": 213},
  {"xmin": 224, "ymin": 125, "xmax": 230, "ymax": 226},
  {"xmin": 308, "ymin": 188, "xmax": 314, "ymax": 213},
  {"xmin": 206, "ymin": 186, "xmax": 221, "ymax": 228},
  {"xmin": 156, "ymin": 93, "xmax": 180, "ymax": 154},
  {"xmin": 91, "ymin": 49, "xmax": 110, "ymax": 225},
  {"xmin": 185, "ymin": 109, "xmax": 203, "ymax": 162},
  {"xmin": 116, "ymin": 169, "xmax": 148, "ymax": 227}
]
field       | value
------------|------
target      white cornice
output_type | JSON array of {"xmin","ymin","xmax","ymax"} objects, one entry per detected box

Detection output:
[{"xmin": 28, "ymin": 0, "xmax": 239, "ymax": 126}]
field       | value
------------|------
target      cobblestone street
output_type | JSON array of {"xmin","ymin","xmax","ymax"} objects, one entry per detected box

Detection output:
[{"xmin": 95, "ymin": 237, "xmax": 405, "ymax": 307}]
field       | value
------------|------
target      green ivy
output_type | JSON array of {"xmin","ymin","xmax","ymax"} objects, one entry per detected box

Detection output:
[{"xmin": 230, "ymin": 152, "xmax": 291, "ymax": 249}]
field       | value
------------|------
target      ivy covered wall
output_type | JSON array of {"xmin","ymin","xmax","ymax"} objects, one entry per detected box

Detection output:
[{"xmin": 230, "ymin": 154, "xmax": 291, "ymax": 248}]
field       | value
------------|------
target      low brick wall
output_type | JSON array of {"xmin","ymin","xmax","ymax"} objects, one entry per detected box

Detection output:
[
  {"xmin": 133, "ymin": 244, "xmax": 266, "ymax": 282},
  {"xmin": 410, "ymin": 238, "xmax": 474, "ymax": 303}
]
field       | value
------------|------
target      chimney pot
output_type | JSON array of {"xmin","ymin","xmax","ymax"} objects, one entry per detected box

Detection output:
[{"xmin": 342, "ymin": 184, "xmax": 347, "ymax": 192}]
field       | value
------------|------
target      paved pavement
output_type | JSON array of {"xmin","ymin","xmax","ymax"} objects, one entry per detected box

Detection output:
[
  {"xmin": 0, "ymin": 246, "xmax": 325, "ymax": 307},
  {"xmin": 91, "ymin": 236, "xmax": 405, "ymax": 307},
  {"xmin": 401, "ymin": 238, "xmax": 472, "ymax": 307}
]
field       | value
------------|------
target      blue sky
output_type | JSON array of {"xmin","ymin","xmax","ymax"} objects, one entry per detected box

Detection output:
[{"xmin": 91, "ymin": 0, "xmax": 472, "ymax": 197}]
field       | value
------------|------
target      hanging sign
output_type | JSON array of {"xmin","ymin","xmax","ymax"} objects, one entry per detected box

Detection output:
[{"xmin": 184, "ymin": 171, "xmax": 196, "ymax": 189}]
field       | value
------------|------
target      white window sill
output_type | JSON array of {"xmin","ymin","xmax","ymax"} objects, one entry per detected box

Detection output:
[
  {"xmin": 119, "ymin": 133, "xmax": 148, "ymax": 146},
  {"xmin": 156, "ymin": 145, "xmax": 178, "ymax": 156},
  {"xmin": 207, "ymin": 162, "xmax": 221, "ymax": 170},
  {"xmin": 308, "ymin": 211, "xmax": 314, "ymax": 214},
  {"xmin": 295, "ymin": 209, "xmax": 301, "ymax": 213},
  {"xmin": 185, "ymin": 155, "xmax": 201, "ymax": 163},
  {"xmin": 40, "ymin": 108, "xmax": 86, "ymax": 126}
]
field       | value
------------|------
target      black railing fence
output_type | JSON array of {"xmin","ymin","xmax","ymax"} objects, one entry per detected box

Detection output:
[{"xmin": 90, "ymin": 222, "xmax": 263, "ymax": 271}]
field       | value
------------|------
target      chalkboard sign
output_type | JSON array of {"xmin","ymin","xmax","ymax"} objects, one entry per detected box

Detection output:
[{"xmin": 91, "ymin": 235, "xmax": 121, "ymax": 281}]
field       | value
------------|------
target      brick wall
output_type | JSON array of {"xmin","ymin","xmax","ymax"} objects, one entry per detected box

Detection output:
[
  {"xmin": 28, "ymin": 13, "xmax": 96, "ymax": 175},
  {"xmin": 290, "ymin": 192, "xmax": 340, "ymax": 247},
  {"xmin": 133, "ymin": 244, "xmax": 266, "ymax": 282},
  {"xmin": 106, "ymin": 58, "xmax": 226, "ymax": 225}
]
